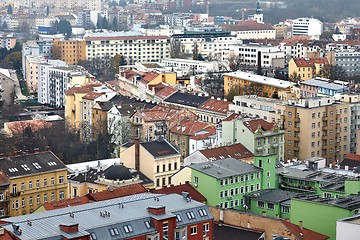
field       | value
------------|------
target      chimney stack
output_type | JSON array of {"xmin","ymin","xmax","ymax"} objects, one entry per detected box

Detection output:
[
  {"xmin": 299, "ymin": 220, "xmax": 303, "ymax": 230},
  {"xmin": 135, "ymin": 138, "xmax": 140, "ymax": 171}
]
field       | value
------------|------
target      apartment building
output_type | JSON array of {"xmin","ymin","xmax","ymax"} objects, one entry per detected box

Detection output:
[
  {"xmin": 121, "ymin": 140, "xmax": 181, "ymax": 188},
  {"xmin": 160, "ymin": 58, "xmax": 221, "ymax": 76},
  {"xmin": 53, "ymin": 38, "xmax": 86, "ymax": 65},
  {"xmin": 335, "ymin": 50, "xmax": 360, "ymax": 77},
  {"xmin": 288, "ymin": 57, "xmax": 330, "ymax": 81},
  {"xmin": 224, "ymin": 71, "xmax": 293, "ymax": 97},
  {"xmin": 0, "ymin": 171, "xmax": 10, "ymax": 218},
  {"xmin": 221, "ymin": 22, "xmax": 276, "ymax": 40},
  {"xmin": 283, "ymin": 97, "xmax": 350, "ymax": 163},
  {"xmin": 0, "ymin": 35, "xmax": 16, "ymax": 50},
  {"xmin": 171, "ymin": 31, "xmax": 237, "ymax": 58},
  {"xmin": 300, "ymin": 77, "xmax": 350, "ymax": 98},
  {"xmin": 228, "ymin": 43, "xmax": 285, "ymax": 68},
  {"xmin": 25, "ymin": 56, "xmax": 47, "ymax": 94},
  {"xmin": 0, "ymin": 151, "xmax": 68, "ymax": 217},
  {"xmin": 84, "ymin": 32, "xmax": 170, "ymax": 64}
]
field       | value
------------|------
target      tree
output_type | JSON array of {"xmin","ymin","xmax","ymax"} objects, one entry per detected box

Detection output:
[
  {"xmin": 4, "ymin": 52, "xmax": 22, "ymax": 72},
  {"xmin": 18, "ymin": 21, "xmax": 30, "ymax": 34},
  {"xmin": 170, "ymin": 39, "xmax": 186, "ymax": 59},
  {"xmin": 7, "ymin": 5, "xmax": 13, "ymax": 14},
  {"xmin": 289, "ymin": 71, "xmax": 301, "ymax": 82},
  {"xmin": 50, "ymin": 20, "xmax": 72, "ymax": 38},
  {"xmin": 226, "ymin": 84, "xmax": 241, "ymax": 102},
  {"xmin": 102, "ymin": 17, "xmax": 109, "ymax": 29},
  {"xmin": 111, "ymin": 17, "xmax": 118, "ymax": 31},
  {"xmin": 321, "ymin": 65, "xmax": 347, "ymax": 80},
  {"xmin": 227, "ymin": 53, "xmax": 246, "ymax": 71},
  {"xmin": 203, "ymin": 72, "xmax": 224, "ymax": 99},
  {"xmin": 196, "ymin": 53, "xmax": 204, "ymax": 61},
  {"xmin": 193, "ymin": 42, "xmax": 199, "ymax": 60},
  {"xmin": 110, "ymin": 54, "xmax": 127, "ymax": 75}
]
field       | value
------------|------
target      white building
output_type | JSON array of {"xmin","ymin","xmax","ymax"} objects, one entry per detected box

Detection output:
[
  {"xmin": 84, "ymin": 32, "xmax": 170, "ymax": 64},
  {"xmin": 160, "ymin": 58, "xmax": 221, "ymax": 76},
  {"xmin": 292, "ymin": 18, "xmax": 323, "ymax": 40},
  {"xmin": 336, "ymin": 215, "xmax": 360, "ymax": 240},
  {"xmin": 227, "ymin": 43, "xmax": 285, "ymax": 68}
]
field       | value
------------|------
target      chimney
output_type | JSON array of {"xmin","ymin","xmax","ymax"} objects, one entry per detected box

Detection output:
[
  {"xmin": 262, "ymin": 211, "xmax": 266, "ymax": 217},
  {"xmin": 299, "ymin": 220, "xmax": 303, "ymax": 230},
  {"xmin": 182, "ymin": 192, "xmax": 189, "ymax": 200},
  {"xmin": 147, "ymin": 206, "xmax": 165, "ymax": 215},
  {"xmin": 59, "ymin": 223, "xmax": 79, "ymax": 233},
  {"xmin": 135, "ymin": 138, "xmax": 140, "ymax": 171}
]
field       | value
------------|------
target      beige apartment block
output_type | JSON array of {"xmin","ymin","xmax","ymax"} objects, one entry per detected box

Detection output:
[{"xmin": 282, "ymin": 97, "xmax": 350, "ymax": 163}]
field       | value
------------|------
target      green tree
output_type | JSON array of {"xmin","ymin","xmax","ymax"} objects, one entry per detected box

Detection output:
[
  {"xmin": 321, "ymin": 65, "xmax": 347, "ymax": 80},
  {"xmin": 4, "ymin": 52, "xmax": 22, "ymax": 72},
  {"xmin": 111, "ymin": 17, "xmax": 118, "ymax": 31},
  {"xmin": 289, "ymin": 71, "xmax": 301, "ymax": 82}
]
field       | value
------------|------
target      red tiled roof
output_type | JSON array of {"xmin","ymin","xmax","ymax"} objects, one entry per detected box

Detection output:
[
  {"xmin": 139, "ymin": 72, "xmax": 159, "ymax": 84},
  {"xmin": 5, "ymin": 120, "xmax": 52, "ymax": 135},
  {"xmin": 190, "ymin": 126, "xmax": 217, "ymax": 140},
  {"xmin": 170, "ymin": 119, "xmax": 212, "ymax": 136},
  {"xmin": 86, "ymin": 184, "xmax": 148, "ymax": 201},
  {"xmin": 281, "ymin": 220, "xmax": 329, "ymax": 240},
  {"xmin": 199, "ymin": 98, "xmax": 230, "ymax": 114},
  {"xmin": 65, "ymin": 82, "xmax": 101, "ymax": 95},
  {"xmin": 222, "ymin": 113, "xmax": 241, "ymax": 122},
  {"xmin": 151, "ymin": 182, "xmax": 207, "ymax": 203},
  {"xmin": 345, "ymin": 153, "xmax": 360, "ymax": 161},
  {"xmin": 199, "ymin": 143, "xmax": 254, "ymax": 160},
  {"xmin": 155, "ymin": 85, "xmax": 178, "ymax": 100},
  {"xmin": 292, "ymin": 57, "xmax": 330, "ymax": 68},
  {"xmin": 82, "ymin": 92, "xmax": 104, "ymax": 100},
  {"xmin": 243, "ymin": 119, "xmax": 275, "ymax": 133},
  {"xmin": 42, "ymin": 196, "xmax": 91, "ymax": 211}
]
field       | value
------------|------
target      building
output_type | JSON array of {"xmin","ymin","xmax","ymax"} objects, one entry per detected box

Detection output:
[
  {"xmin": 290, "ymin": 194, "xmax": 360, "ymax": 240},
  {"xmin": 340, "ymin": 153, "xmax": 360, "ymax": 170},
  {"xmin": 169, "ymin": 119, "xmax": 215, "ymax": 159},
  {"xmin": 151, "ymin": 182, "xmax": 207, "ymax": 203},
  {"xmin": 53, "ymin": 38, "xmax": 86, "ymax": 65},
  {"xmin": 300, "ymin": 78, "xmax": 350, "ymax": 98},
  {"xmin": 221, "ymin": 22, "xmax": 276, "ymax": 40},
  {"xmin": 335, "ymin": 50, "xmax": 360, "ymax": 77},
  {"xmin": 1, "ymin": 193, "xmax": 213, "ymax": 240},
  {"xmin": 245, "ymin": 189, "xmax": 297, "ymax": 219},
  {"xmin": 121, "ymin": 140, "xmax": 181, "ymax": 189},
  {"xmin": 0, "ymin": 151, "xmax": 68, "ymax": 217},
  {"xmin": 25, "ymin": 56, "xmax": 47, "ymax": 94},
  {"xmin": 84, "ymin": 32, "xmax": 171, "ymax": 64},
  {"xmin": 184, "ymin": 143, "xmax": 254, "ymax": 166},
  {"xmin": 210, "ymin": 206, "xmax": 329, "ymax": 240},
  {"xmin": 227, "ymin": 43, "xmax": 285, "ymax": 68},
  {"xmin": 160, "ymin": 58, "xmax": 221, "ymax": 76},
  {"xmin": 288, "ymin": 57, "xmax": 330, "ymax": 81},
  {"xmin": 224, "ymin": 71, "xmax": 293, "ymax": 97},
  {"xmin": 0, "ymin": 171, "xmax": 10, "ymax": 218},
  {"xmin": 222, "ymin": 114, "xmax": 285, "ymax": 161},
  {"xmin": 283, "ymin": 97, "xmax": 350, "ymax": 162},
  {"xmin": 214, "ymin": 223, "xmax": 265, "ymax": 240},
  {"xmin": 292, "ymin": 18, "xmax": 323, "ymax": 40},
  {"xmin": 196, "ymin": 98, "xmax": 230, "ymax": 124},
  {"xmin": 336, "ymin": 215, "xmax": 360, "ymax": 240}
]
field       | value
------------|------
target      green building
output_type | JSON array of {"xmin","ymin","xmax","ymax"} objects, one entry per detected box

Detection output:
[
  {"xmin": 245, "ymin": 189, "xmax": 297, "ymax": 219},
  {"xmin": 290, "ymin": 193, "xmax": 360, "ymax": 240},
  {"xmin": 190, "ymin": 158, "xmax": 262, "ymax": 210},
  {"xmin": 222, "ymin": 115, "xmax": 285, "ymax": 162}
]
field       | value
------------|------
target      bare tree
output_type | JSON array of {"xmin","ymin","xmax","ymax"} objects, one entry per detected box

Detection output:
[
  {"xmin": 170, "ymin": 39, "xmax": 186, "ymax": 59},
  {"xmin": 321, "ymin": 65, "xmax": 347, "ymax": 80},
  {"xmin": 289, "ymin": 71, "xmax": 301, "ymax": 82},
  {"xmin": 108, "ymin": 117, "xmax": 131, "ymax": 157}
]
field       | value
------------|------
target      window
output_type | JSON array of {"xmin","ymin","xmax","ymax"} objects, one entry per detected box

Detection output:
[
  {"xmin": 29, "ymin": 181, "xmax": 33, "ymax": 189},
  {"xmin": 257, "ymin": 201, "xmax": 265, "ymax": 208},
  {"xmin": 44, "ymin": 178, "xmax": 47, "ymax": 187},
  {"xmin": 203, "ymin": 223, "xmax": 210, "ymax": 236},
  {"xmin": 36, "ymin": 180, "xmax": 40, "ymax": 188},
  {"xmin": 145, "ymin": 221, "xmax": 151, "ymax": 228},
  {"xmin": 21, "ymin": 182, "xmax": 24, "ymax": 191},
  {"xmin": 163, "ymin": 164, "xmax": 166, "ymax": 172},
  {"xmin": 163, "ymin": 222, "xmax": 169, "ymax": 240},
  {"xmin": 109, "ymin": 228, "xmax": 119, "ymax": 236},
  {"xmin": 190, "ymin": 226, "xmax": 197, "ymax": 235},
  {"xmin": 194, "ymin": 176, "xmax": 198, "ymax": 184},
  {"xmin": 29, "ymin": 196, "xmax": 33, "ymax": 206},
  {"xmin": 51, "ymin": 192, "xmax": 55, "ymax": 201},
  {"xmin": 198, "ymin": 209, "xmax": 208, "ymax": 217},
  {"xmin": 90, "ymin": 233, "xmax": 97, "ymax": 240},
  {"xmin": 59, "ymin": 191, "xmax": 65, "ymax": 200},
  {"xmin": 59, "ymin": 176, "xmax": 64, "ymax": 184},
  {"xmin": 123, "ymin": 225, "xmax": 133, "ymax": 233},
  {"xmin": 281, "ymin": 206, "xmax": 290, "ymax": 213},
  {"xmin": 156, "ymin": 165, "xmax": 160, "ymax": 173},
  {"xmin": 44, "ymin": 194, "xmax": 48, "ymax": 203},
  {"xmin": 37, "ymin": 195, "xmax": 40, "ymax": 204},
  {"xmin": 168, "ymin": 163, "xmax": 171, "ymax": 171},
  {"xmin": 176, "ymin": 214, "xmax": 182, "ymax": 222},
  {"xmin": 186, "ymin": 211, "xmax": 195, "ymax": 219},
  {"xmin": 51, "ymin": 177, "xmax": 55, "ymax": 185},
  {"xmin": 267, "ymin": 203, "xmax": 275, "ymax": 210},
  {"xmin": 22, "ymin": 198, "xmax": 25, "ymax": 207}
]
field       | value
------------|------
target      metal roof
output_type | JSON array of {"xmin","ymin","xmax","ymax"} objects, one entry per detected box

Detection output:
[
  {"xmin": 190, "ymin": 158, "xmax": 261, "ymax": 179},
  {"xmin": 2, "ymin": 193, "xmax": 212, "ymax": 240}
]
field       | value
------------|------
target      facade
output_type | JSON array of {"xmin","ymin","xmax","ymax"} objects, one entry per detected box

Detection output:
[
  {"xmin": 0, "ymin": 151, "xmax": 68, "ymax": 217},
  {"xmin": 25, "ymin": 56, "xmax": 47, "ymax": 94},
  {"xmin": 0, "ymin": 171, "xmax": 10, "ymax": 218},
  {"xmin": 1, "ymin": 193, "xmax": 213, "ymax": 240},
  {"xmin": 228, "ymin": 43, "xmax": 285, "ymax": 68},
  {"xmin": 196, "ymin": 98, "xmax": 230, "ymax": 125},
  {"xmin": 336, "ymin": 215, "xmax": 360, "ymax": 240},
  {"xmin": 222, "ymin": 115, "xmax": 285, "ymax": 162},
  {"xmin": 292, "ymin": 18, "xmax": 323, "ymax": 39},
  {"xmin": 120, "ymin": 140, "xmax": 181, "ymax": 189},
  {"xmin": 290, "ymin": 194, "xmax": 360, "ymax": 240},
  {"xmin": 160, "ymin": 58, "xmax": 221, "ymax": 76},
  {"xmin": 53, "ymin": 38, "xmax": 86, "ymax": 65},
  {"xmin": 335, "ymin": 51, "xmax": 360, "ymax": 77},
  {"xmin": 224, "ymin": 71, "xmax": 293, "ymax": 97},
  {"xmin": 221, "ymin": 22, "xmax": 276, "ymax": 40},
  {"xmin": 300, "ymin": 78, "xmax": 350, "ymax": 98},
  {"xmin": 288, "ymin": 57, "xmax": 330, "ymax": 81},
  {"xmin": 84, "ymin": 32, "xmax": 171, "ymax": 64},
  {"xmin": 283, "ymin": 97, "xmax": 350, "ymax": 162}
]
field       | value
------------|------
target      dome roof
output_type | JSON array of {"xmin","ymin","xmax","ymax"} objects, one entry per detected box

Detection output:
[{"xmin": 104, "ymin": 164, "xmax": 132, "ymax": 181}]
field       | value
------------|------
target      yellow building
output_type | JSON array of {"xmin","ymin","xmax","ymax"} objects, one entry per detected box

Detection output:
[
  {"xmin": 288, "ymin": 57, "xmax": 330, "ymax": 81},
  {"xmin": 65, "ymin": 83, "xmax": 101, "ymax": 128},
  {"xmin": 224, "ymin": 71, "xmax": 293, "ymax": 98},
  {"xmin": 53, "ymin": 38, "xmax": 86, "ymax": 65},
  {"xmin": 0, "ymin": 151, "xmax": 68, "ymax": 217},
  {"xmin": 120, "ymin": 139, "xmax": 181, "ymax": 189}
]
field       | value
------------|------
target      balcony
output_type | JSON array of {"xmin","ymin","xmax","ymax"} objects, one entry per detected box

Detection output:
[
  {"xmin": 10, "ymin": 192, "xmax": 20, "ymax": 197},
  {"xmin": 322, "ymin": 116, "xmax": 328, "ymax": 121},
  {"xmin": 294, "ymin": 117, "xmax": 300, "ymax": 123}
]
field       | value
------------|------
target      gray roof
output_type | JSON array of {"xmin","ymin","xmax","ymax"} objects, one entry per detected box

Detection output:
[
  {"xmin": 246, "ymin": 189, "xmax": 297, "ymax": 203},
  {"xmin": 294, "ymin": 193, "xmax": 360, "ymax": 210},
  {"xmin": 141, "ymin": 140, "xmax": 180, "ymax": 158},
  {"xmin": 302, "ymin": 78, "xmax": 348, "ymax": 91},
  {"xmin": 0, "ymin": 151, "xmax": 66, "ymax": 178},
  {"xmin": 190, "ymin": 158, "xmax": 261, "ymax": 179},
  {"xmin": 2, "ymin": 193, "xmax": 212, "ymax": 240}
]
